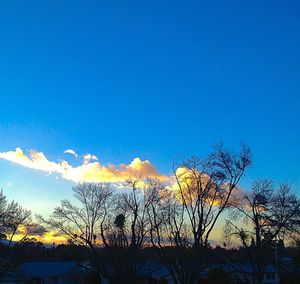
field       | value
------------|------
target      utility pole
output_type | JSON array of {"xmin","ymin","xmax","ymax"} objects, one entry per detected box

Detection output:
[{"xmin": 274, "ymin": 237, "xmax": 278, "ymax": 284}]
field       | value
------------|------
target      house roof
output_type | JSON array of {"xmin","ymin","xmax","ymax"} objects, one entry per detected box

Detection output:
[
  {"xmin": 208, "ymin": 263, "xmax": 277, "ymax": 274},
  {"xmin": 16, "ymin": 261, "xmax": 88, "ymax": 278}
]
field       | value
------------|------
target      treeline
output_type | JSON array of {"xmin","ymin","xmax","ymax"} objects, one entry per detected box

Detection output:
[{"xmin": 1, "ymin": 144, "xmax": 300, "ymax": 284}]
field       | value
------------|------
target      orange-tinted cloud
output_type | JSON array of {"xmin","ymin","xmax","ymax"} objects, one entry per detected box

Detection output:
[
  {"xmin": 10, "ymin": 224, "xmax": 66, "ymax": 245},
  {"xmin": 0, "ymin": 147, "xmax": 167, "ymax": 183}
]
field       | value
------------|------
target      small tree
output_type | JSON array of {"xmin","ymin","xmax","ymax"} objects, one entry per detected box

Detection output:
[
  {"xmin": 226, "ymin": 180, "xmax": 300, "ymax": 284},
  {"xmin": 0, "ymin": 190, "xmax": 31, "ymax": 275}
]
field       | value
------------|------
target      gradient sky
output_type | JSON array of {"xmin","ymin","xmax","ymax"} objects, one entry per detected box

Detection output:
[{"xmin": 0, "ymin": 0, "xmax": 299, "ymax": 226}]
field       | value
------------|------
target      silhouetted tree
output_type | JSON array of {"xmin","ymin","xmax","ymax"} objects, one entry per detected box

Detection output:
[
  {"xmin": 39, "ymin": 183, "xmax": 115, "ymax": 279},
  {"xmin": 114, "ymin": 214, "xmax": 125, "ymax": 229},
  {"xmin": 0, "ymin": 189, "xmax": 31, "ymax": 275},
  {"xmin": 148, "ymin": 144, "xmax": 251, "ymax": 284},
  {"xmin": 38, "ymin": 144, "xmax": 252, "ymax": 284},
  {"xmin": 225, "ymin": 179, "xmax": 300, "ymax": 284},
  {"xmin": 103, "ymin": 178, "xmax": 159, "ymax": 283}
]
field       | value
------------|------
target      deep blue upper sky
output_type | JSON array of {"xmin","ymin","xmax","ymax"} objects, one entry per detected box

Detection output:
[{"xmin": 0, "ymin": 0, "xmax": 299, "ymax": 201}]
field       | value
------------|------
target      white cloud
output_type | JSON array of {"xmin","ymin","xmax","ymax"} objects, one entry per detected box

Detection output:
[
  {"xmin": 0, "ymin": 147, "xmax": 167, "ymax": 184},
  {"xmin": 64, "ymin": 149, "xmax": 78, "ymax": 158},
  {"xmin": 83, "ymin": 153, "xmax": 98, "ymax": 165}
]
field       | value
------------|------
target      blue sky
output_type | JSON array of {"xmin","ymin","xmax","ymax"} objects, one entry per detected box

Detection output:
[{"xmin": 0, "ymin": 0, "xmax": 299, "ymax": 218}]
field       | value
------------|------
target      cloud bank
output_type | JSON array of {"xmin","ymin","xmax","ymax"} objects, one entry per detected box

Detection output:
[{"xmin": 0, "ymin": 147, "xmax": 167, "ymax": 183}]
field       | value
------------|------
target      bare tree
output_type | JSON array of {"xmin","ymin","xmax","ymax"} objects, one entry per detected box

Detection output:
[
  {"xmin": 0, "ymin": 190, "xmax": 31, "ymax": 276},
  {"xmin": 38, "ymin": 144, "xmax": 251, "ymax": 284},
  {"xmin": 225, "ymin": 180, "xmax": 300, "ymax": 284},
  {"xmin": 147, "ymin": 144, "xmax": 251, "ymax": 284},
  {"xmin": 116, "ymin": 178, "xmax": 155, "ymax": 248},
  {"xmin": 41, "ymin": 180, "xmax": 157, "ymax": 283},
  {"xmin": 40, "ymin": 183, "xmax": 115, "ymax": 245},
  {"xmin": 103, "ymin": 177, "xmax": 160, "ymax": 283},
  {"xmin": 173, "ymin": 143, "xmax": 251, "ymax": 248},
  {"xmin": 39, "ymin": 183, "xmax": 115, "ymax": 278}
]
